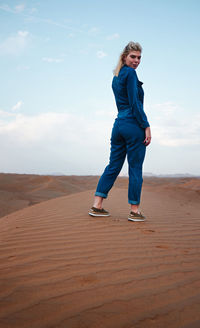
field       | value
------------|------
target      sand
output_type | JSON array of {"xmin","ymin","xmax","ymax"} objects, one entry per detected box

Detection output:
[{"xmin": 0, "ymin": 175, "xmax": 200, "ymax": 328}]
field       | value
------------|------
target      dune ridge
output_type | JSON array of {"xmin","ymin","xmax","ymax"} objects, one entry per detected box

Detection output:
[
  {"xmin": 0, "ymin": 183, "xmax": 200, "ymax": 327},
  {"xmin": 0, "ymin": 173, "xmax": 199, "ymax": 219}
]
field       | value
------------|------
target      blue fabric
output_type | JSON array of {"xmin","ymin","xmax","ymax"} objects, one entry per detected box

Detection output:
[
  {"xmin": 95, "ymin": 65, "xmax": 149, "ymax": 204},
  {"xmin": 95, "ymin": 117, "xmax": 146, "ymax": 204},
  {"xmin": 112, "ymin": 65, "xmax": 150, "ymax": 128}
]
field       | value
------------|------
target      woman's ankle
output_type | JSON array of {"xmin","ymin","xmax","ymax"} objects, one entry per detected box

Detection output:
[
  {"xmin": 93, "ymin": 196, "xmax": 103, "ymax": 209},
  {"xmin": 131, "ymin": 205, "xmax": 139, "ymax": 213},
  {"xmin": 93, "ymin": 203, "xmax": 102, "ymax": 209}
]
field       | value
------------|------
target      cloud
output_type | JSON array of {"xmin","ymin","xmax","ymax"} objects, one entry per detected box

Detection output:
[
  {"xmin": 0, "ymin": 111, "xmax": 111, "ymax": 144},
  {"xmin": 30, "ymin": 7, "xmax": 37, "ymax": 13},
  {"xmin": 32, "ymin": 17, "xmax": 83, "ymax": 34},
  {"xmin": 0, "ymin": 109, "xmax": 16, "ymax": 118},
  {"xmin": 0, "ymin": 110, "xmax": 112, "ymax": 174},
  {"xmin": 106, "ymin": 33, "xmax": 120, "ymax": 40},
  {"xmin": 18, "ymin": 30, "xmax": 28, "ymax": 37},
  {"xmin": 17, "ymin": 65, "xmax": 30, "ymax": 71},
  {"xmin": 96, "ymin": 50, "xmax": 107, "ymax": 59},
  {"xmin": 88, "ymin": 27, "xmax": 100, "ymax": 36},
  {"xmin": 0, "ymin": 4, "xmax": 13, "ymax": 12},
  {"xmin": 12, "ymin": 101, "xmax": 23, "ymax": 111},
  {"xmin": 42, "ymin": 57, "xmax": 64, "ymax": 63},
  {"xmin": 149, "ymin": 102, "xmax": 200, "ymax": 146},
  {"xmin": 0, "ymin": 107, "xmax": 199, "ymax": 175},
  {"xmin": 67, "ymin": 33, "xmax": 75, "ymax": 38},
  {"xmin": 0, "ymin": 30, "xmax": 29, "ymax": 56},
  {"xmin": 0, "ymin": 4, "xmax": 83, "ymax": 35},
  {"xmin": 0, "ymin": 3, "xmax": 25, "ymax": 13},
  {"xmin": 15, "ymin": 3, "xmax": 25, "ymax": 13}
]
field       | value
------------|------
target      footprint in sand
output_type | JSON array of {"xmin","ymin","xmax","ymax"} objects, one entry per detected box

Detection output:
[
  {"xmin": 76, "ymin": 275, "xmax": 98, "ymax": 286},
  {"xmin": 141, "ymin": 229, "xmax": 155, "ymax": 234},
  {"xmin": 156, "ymin": 245, "xmax": 169, "ymax": 249}
]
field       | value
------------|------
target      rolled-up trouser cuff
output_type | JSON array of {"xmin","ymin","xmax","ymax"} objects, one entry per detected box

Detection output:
[
  {"xmin": 95, "ymin": 191, "xmax": 108, "ymax": 198},
  {"xmin": 128, "ymin": 200, "xmax": 140, "ymax": 205}
]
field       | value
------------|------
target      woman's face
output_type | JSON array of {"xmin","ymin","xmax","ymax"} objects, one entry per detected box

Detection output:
[{"xmin": 124, "ymin": 51, "xmax": 141, "ymax": 69}]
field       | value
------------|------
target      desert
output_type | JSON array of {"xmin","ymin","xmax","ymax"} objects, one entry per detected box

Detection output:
[{"xmin": 0, "ymin": 173, "xmax": 200, "ymax": 328}]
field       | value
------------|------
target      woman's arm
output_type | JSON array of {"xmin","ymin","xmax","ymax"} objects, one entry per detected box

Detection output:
[{"xmin": 126, "ymin": 68, "xmax": 150, "ymax": 129}]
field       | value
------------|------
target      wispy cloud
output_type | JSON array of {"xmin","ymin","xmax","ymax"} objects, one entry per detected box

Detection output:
[
  {"xmin": 18, "ymin": 30, "xmax": 28, "ymax": 37},
  {"xmin": 0, "ymin": 4, "xmax": 84, "ymax": 34},
  {"xmin": 12, "ymin": 101, "xmax": 23, "ymax": 111},
  {"xmin": 35, "ymin": 18, "xmax": 83, "ymax": 32},
  {"xmin": 0, "ymin": 4, "xmax": 13, "ymax": 13},
  {"xmin": 0, "ymin": 3, "xmax": 105, "ymax": 41},
  {"xmin": 106, "ymin": 33, "xmax": 120, "ymax": 40},
  {"xmin": 15, "ymin": 3, "xmax": 25, "ymax": 13},
  {"xmin": 67, "ymin": 33, "xmax": 75, "ymax": 38},
  {"xmin": 0, "ymin": 3, "xmax": 25, "ymax": 13},
  {"xmin": 96, "ymin": 50, "xmax": 107, "ymax": 59},
  {"xmin": 0, "ymin": 30, "xmax": 30, "ymax": 56},
  {"xmin": 29, "ymin": 7, "xmax": 37, "ymax": 14},
  {"xmin": 149, "ymin": 102, "xmax": 200, "ymax": 146},
  {"xmin": 42, "ymin": 57, "xmax": 64, "ymax": 63},
  {"xmin": 88, "ymin": 27, "xmax": 100, "ymax": 36},
  {"xmin": 17, "ymin": 65, "xmax": 30, "ymax": 71}
]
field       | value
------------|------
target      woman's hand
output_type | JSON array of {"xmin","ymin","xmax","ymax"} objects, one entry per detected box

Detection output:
[{"xmin": 144, "ymin": 127, "xmax": 151, "ymax": 146}]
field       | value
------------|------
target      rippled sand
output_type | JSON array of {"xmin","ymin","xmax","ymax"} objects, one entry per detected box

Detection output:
[{"xmin": 0, "ymin": 175, "xmax": 200, "ymax": 327}]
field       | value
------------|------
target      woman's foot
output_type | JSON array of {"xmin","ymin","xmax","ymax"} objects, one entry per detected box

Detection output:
[
  {"xmin": 89, "ymin": 206, "xmax": 110, "ymax": 217},
  {"xmin": 128, "ymin": 211, "xmax": 146, "ymax": 222}
]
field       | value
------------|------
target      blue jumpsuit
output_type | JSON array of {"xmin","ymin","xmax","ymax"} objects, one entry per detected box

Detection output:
[{"xmin": 95, "ymin": 64, "xmax": 150, "ymax": 205}]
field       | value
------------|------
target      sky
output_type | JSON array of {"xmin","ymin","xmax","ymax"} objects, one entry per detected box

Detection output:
[{"xmin": 0, "ymin": 0, "xmax": 200, "ymax": 176}]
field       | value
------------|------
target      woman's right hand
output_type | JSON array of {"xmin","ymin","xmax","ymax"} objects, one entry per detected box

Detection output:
[{"xmin": 144, "ymin": 127, "xmax": 151, "ymax": 146}]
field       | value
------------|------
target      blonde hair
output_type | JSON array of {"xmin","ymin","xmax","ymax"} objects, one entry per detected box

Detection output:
[{"xmin": 113, "ymin": 41, "xmax": 142, "ymax": 76}]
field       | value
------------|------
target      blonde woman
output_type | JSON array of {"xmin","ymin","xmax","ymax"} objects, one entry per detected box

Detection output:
[{"xmin": 89, "ymin": 42, "xmax": 151, "ymax": 221}]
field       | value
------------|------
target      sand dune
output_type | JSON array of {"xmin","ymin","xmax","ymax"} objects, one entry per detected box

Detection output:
[
  {"xmin": 0, "ymin": 183, "xmax": 200, "ymax": 327},
  {"xmin": 0, "ymin": 173, "xmax": 199, "ymax": 219},
  {"xmin": 0, "ymin": 174, "xmax": 100, "ymax": 218}
]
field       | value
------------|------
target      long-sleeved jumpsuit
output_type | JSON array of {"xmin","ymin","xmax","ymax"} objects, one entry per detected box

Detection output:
[{"xmin": 95, "ymin": 64, "xmax": 150, "ymax": 205}]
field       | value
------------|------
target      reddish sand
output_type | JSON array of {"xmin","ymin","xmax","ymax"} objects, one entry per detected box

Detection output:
[{"xmin": 0, "ymin": 175, "xmax": 200, "ymax": 327}]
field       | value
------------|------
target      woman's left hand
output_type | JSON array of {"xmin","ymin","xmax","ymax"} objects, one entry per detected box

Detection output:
[{"xmin": 144, "ymin": 127, "xmax": 151, "ymax": 146}]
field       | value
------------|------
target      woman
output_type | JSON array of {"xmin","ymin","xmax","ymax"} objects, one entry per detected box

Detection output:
[{"xmin": 89, "ymin": 41, "xmax": 151, "ymax": 222}]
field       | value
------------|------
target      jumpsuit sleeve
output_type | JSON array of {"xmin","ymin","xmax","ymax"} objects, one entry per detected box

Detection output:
[{"xmin": 126, "ymin": 68, "xmax": 150, "ymax": 129}]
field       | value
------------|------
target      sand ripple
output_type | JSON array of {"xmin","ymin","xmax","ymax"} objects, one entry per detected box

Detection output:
[{"xmin": 0, "ymin": 187, "xmax": 200, "ymax": 328}]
